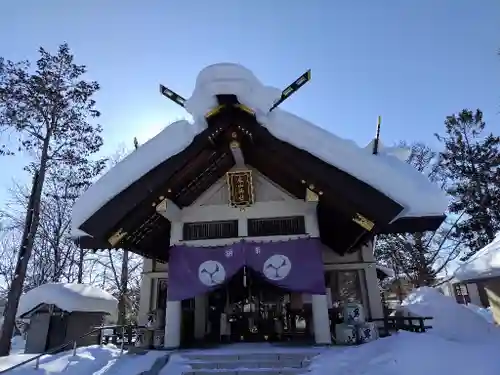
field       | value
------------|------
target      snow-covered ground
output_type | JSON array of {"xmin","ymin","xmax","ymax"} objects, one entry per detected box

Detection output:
[
  {"xmin": 3, "ymin": 286, "xmax": 500, "ymax": 375},
  {"xmin": 465, "ymin": 304, "xmax": 494, "ymax": 324},
  {"xmin": 0, "ymin": 345, "xmax": 166, "ymax": 375},
  {"xmin": 310, "ymin": 331, "xmax": 500, "ymax": 375},
  {"xmin": 307, "ymin": 287, "xmax": 500, "ymax": 375}
]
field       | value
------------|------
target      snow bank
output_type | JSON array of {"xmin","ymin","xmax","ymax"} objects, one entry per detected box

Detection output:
[
  {"xmin": 398, "ymin": 286, "xmax": 500, "ymax": 342},
  {"xmin": 71, "ymin": 63, "xmax": 448, "ymax": 234},
  {"xmin": 466, "ymin": 304, "xmax": 495, "ymax": 324},
  {"xmin": 310, "ymin": 331, "xmax": 500, "ymax": 375},
  {"xmin": 0, "ymin": 345, "xmax": 167, "ymax": 375},
  {"xmin": 17, "ymin": 283, "xmax": 117, "ymax": 318},
  {"xmin": 454, "ymin": 234, "xmax": 500, "ymax": 282}
]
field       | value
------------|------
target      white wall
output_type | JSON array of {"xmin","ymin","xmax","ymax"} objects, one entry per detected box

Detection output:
[{"xmin": 138, "ymin": 167, "xmax": 382, "ymax": 323}]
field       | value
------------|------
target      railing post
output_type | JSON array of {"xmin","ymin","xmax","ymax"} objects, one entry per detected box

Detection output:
[
  {"xmin": 419, "ymin": 318, "xmax": 425, "ymax": 333},
  {"xmin": 120, "ymin": 326, "xmax": 125, "ymax": 356},
  {"xmin": 383, "ymin": 316, "xmax": 390, "ymax": 337},
  {"xmin": 34, "ymin": 357, "xmax": 40, "ymax": 370},
  {"xmin": 127, "ymin": 326, "xmax": 133, "ymax": 345},
  {"xmin": 97, "ymin": 327, "xmax": 102, "ymax": 347},
  {"xmin": 72, "ymin": 340, "xmax": 77, "ymax": 357}
]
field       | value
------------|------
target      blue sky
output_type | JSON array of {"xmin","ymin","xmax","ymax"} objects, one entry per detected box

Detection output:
[{"xmin": 0, "ymin": 0, "xmax": 499, "ymax": 204}]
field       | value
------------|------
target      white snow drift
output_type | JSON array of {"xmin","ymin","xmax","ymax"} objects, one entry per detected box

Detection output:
[
  {"xmin": 397, "ymin": 286, "xmax": 500, "ymax": 343},
  {"xmin": 17, "ymin": 283, "xmax": 117, "ymax": 318},
  {"xmin": 71, "ymin": 63, "xmax": 448, "ymax": 236}
]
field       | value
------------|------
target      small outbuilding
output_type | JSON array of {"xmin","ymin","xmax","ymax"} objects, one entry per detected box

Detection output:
[
  {"xmin": 454, "ymin": 234, "xmax": 500, "ymax": 325},
  {"xmin": 18, "ymin": 283, "xmax": 118, "ymax": 354}
]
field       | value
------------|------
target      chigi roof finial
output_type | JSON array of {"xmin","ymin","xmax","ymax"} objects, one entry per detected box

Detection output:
[{"xmin": 372, "ymin": 115, "xmax": 382, "ymax": 155}]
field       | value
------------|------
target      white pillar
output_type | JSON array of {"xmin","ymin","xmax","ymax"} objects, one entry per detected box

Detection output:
[
  {"xmin": 137, "ymin": 274, "xmax": 151, "ymax": 326},
  {"xmin": 311, "ymin": 294, "xmax": 331, "ymax": 345},
  {"xmin": 164, "ymin": 220, "xmax": 183, "ymax": 348},
  {"xmin": 194, "ymin": 295, "xmax": 206, "ymax": 340},
  {"xmin": 137, "ymin": 258, "xmax": 153, "ymax": 326},
  {"xmin": 164, "ymin": 300, "xmax": 182, "ymax": 348},
  {"xmin": 365, "ymin": 265, "xmax": 384, "ymax": 319},
  {"xmin": 467, "ymin": 283, "xmax": 482, "ymax": 306}
]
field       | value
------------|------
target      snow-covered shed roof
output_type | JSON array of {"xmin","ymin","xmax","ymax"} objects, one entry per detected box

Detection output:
[
  {"xmin": 17, "ymin": 283, "xmax": 117, "ymax": 318},
  {"xmin": 454, "ymin": 235, "xmax": 500, "ymax": 282},
  {"xmin": 376, "ymin": 264, "xmax": 395, "ymax": 280},
  {"xmin": 71, "ymin": 63, "xmax": 447, "ymax": 259}
]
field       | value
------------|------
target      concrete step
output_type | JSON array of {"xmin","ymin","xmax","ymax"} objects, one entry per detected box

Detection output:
[
  {"xmin": 188, "ymin": 359, "xmax": 309, "ymax": 370},
  {"xmin": 182, "ymin": 369, "xmax": 309, "ymax": 375},
  {"xmin": 182, "ymin": 353, "xmax": 318, "ymax": 362}
]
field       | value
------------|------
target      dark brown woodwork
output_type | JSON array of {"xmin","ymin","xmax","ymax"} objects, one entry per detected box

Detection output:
[{"xmin": 76, "ymin": 105, "xmax": 445, "ymax": 259}]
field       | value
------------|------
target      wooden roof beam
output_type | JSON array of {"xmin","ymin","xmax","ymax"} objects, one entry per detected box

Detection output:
[{"xmin": 156, "ymin": 198, "xmax": 181, "ymax": 222}]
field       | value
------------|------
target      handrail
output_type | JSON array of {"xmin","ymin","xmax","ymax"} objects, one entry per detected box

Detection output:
[{"xmin": 0, "ymin": 324, "xmax": 144, "ymax": 374}]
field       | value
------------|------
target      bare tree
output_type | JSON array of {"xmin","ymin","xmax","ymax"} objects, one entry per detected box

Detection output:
[{"xmin": 0, "ymin": 229, "xmax": 19, "ymax": 298}]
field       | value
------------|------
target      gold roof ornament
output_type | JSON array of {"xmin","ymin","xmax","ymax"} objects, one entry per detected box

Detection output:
[
  {"xmin": 156, "ymin": 199, "xmax": 167, "ymax": 213},
  {"xmin": 306, "ymin": 188, "xmax": 319, "ymax": 202},
  {"xmin": 108, "ymin": 228, "xmax": 127, "ymax": 246},
  {"xmin": 352, "ymin": 213, "xmax": 375, "ymax": 231}
]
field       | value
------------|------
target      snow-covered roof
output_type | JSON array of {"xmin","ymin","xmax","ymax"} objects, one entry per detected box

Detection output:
[
  {"xmin": 454, "ymin": 235, "xmax": 500, "ymax": 282},
  {"xmin": 376, "ymin": 264, "xmax": 395, "ymax": 278},
  {"xmin": 17, "ymin": 283, "xmax": 118, "ymax": 318},
  {"xmin": 71, "ymin": 63, "xmax": 448, "ymax": 236}
]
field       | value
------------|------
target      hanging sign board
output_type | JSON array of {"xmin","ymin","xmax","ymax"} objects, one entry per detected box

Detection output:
[{"xmin": 226, "ymin": 170, "xmax": 255, "ymax": 208}]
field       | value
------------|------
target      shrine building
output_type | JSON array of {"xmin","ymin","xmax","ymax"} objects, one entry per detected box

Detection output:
[{"xmin": 71, "ymin": 63, "xmax": 448, "ymax": 348}]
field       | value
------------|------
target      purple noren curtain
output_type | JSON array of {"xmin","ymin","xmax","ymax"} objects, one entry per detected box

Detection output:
[{"xmin": 167, "ymin": 238, "xmax": 325, "ymax": 301}]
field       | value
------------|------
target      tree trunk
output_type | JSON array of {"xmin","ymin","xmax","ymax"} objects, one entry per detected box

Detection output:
[
  {"xmin": 77, "ymin": 246, "xmax": 84, "ymax": 283},
  {"xmin": 117, "ymin": 250, "xmax": 129, "ymax": 326},
  {"xmin": 0, "ymin": 137, "xmax": 51, "ymax": 356}
]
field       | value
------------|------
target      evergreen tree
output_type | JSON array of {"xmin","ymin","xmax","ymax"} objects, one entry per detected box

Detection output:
[
  {"xmin": 0, "ymin": 44, "xmax": 104, "ymax": 355},
  {"xmin": 435, "ymin": 109, "xmax": 500, "ymax": 260},
  {"xmin": 375, "ymin": 142, "xmax": 461, "ymax": 287}
]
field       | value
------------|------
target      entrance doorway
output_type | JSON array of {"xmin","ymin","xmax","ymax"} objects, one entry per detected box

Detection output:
[{"xmin": 206, "ymin": 267, "xmax": 312, "ymax": 344}]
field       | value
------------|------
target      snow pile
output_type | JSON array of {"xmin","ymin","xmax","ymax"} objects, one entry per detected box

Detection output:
[
  {"xmin": 10, "ymin": 336, "xmax": 26, "ymax": 355},
  {"xmin": 398, "ymin": 286, "xmax": 499, "ymax": 342},
  {"xmin": 310, "ymin": 331, "xmax": 500, "ymax": 375},
  {"xmin": 454, "ymin": 234, "xmax": 500, "ymax": 281},
  {"xmin": 71, "ymin": 63, "xmax": 448, "ymax": 236},
  {"xmin": 17, "ymin": 283, "xmax": 117, "ymax": 318},
  {"xmin": 466, "ymin": 304, "xmax": 495, "ymax": 324},
  {"xmin": 0, "ymin": 345, "xmax": 167, "ymax": 375}
]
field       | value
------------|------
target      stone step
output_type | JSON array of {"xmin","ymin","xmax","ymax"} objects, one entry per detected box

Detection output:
[
  {"xmin": 182, "ymin": 369, "xmax": 309, "ymax": 375},
  {"xmin": 182, "ymin": 353, "xmax": 318, "ymax": 362},
  {"xmin": 188, "ymin": 359, "xmax": 309, "ymax": 370}
]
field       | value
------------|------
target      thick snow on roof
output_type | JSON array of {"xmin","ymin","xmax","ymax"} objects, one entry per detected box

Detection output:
[
  {"xmin": 454, "ymin": 235, "xmax": 500, "ymax": 282},
  {"xmin": 17, "ymin": 283, "xmax": 117, "ymax": 318},
  {"xmin": 71, "ymin": 120, "xmax": 203, "ymax": 235},
  {"xmin": 71, "ymin": 63, "xmax": 448, "ymax": 236},
  {"xmin": 376, "ymin": 264, "xmax": 395, "ymax": 278}
]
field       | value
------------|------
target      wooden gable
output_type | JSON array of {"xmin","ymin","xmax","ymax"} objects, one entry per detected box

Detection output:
[{"xmin": 77, "ymin": 97, "xmax": 444, "ymax": 260}]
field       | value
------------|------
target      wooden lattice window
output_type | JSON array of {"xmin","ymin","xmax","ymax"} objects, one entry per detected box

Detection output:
[
  {"xmin": 247, "ymin": 216, "xmax": 306, "ymax": 237},
  {"xmin": 182, "ymin": 220, "xmax": 238, "ymax": 241}
]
